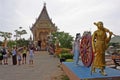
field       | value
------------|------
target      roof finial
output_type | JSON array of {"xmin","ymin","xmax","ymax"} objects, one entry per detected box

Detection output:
[{"xmin": 44, "ymin": 2, "xmax": 46, "ymax": 6}]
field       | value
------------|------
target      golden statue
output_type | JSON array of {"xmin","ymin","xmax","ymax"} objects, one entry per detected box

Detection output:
[{"xmin": 92, "ymin": 21, "xmax": 113, "ymax": 76}]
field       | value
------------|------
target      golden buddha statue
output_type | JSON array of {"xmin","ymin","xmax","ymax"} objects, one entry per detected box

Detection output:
[{"xmin": 92, "ymin": 21, "xmax": 113, "ymax": 76}]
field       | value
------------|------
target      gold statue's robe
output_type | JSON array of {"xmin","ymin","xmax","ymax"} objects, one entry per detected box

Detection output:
[{"xmin": 92, "ymin": 30, "xmax": 109, "ymax": 69}]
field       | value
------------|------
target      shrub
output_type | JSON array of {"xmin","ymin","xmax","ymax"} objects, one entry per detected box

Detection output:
[
  {"xmin": 52, "ymin": 31, "xmax": 73, "ymax": 49},
  {"xmin": 59, "ymin": 53, "xmax": 73, "ymax": 59}
]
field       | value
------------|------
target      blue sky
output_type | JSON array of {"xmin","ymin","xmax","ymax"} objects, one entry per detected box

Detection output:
[{"xmin": 0, "ymin": 0, "xmax": 120, "ymax": 40}]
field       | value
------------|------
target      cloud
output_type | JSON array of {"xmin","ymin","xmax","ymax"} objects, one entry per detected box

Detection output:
[{"xmin": 0, "ymin": 0, "xmax": 120, "ymax": 40}]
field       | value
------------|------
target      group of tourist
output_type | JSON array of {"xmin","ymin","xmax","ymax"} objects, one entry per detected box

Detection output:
[{"xmin": 0, "ymin": 46, "xmax": 34, "ymax": 65}]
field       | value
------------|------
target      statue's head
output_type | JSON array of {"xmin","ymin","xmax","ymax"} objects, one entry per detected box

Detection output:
[
  {"xmin": 75, "ymin": 33, "xmax": 81, "ymax": 41},
  {"xmin": 94, "ymin": 21, "xmax": 104, "ymax": 30}
]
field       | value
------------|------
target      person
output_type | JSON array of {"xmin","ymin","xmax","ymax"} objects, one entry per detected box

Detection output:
[
  {"xmin": 92, "ymin": 21, "xmax": 113, "ymax": 76},
  {"xmin": 112, "ymin": 50, "xmax": 120, "ymax": 68},
  {"xmin": 38, "ymin": 40, "xmax": 41, "ymax": 51},
  {"xmin": 0, "ymin": 49, "xmax": 3, "ymax": 65},
  {"xmin": 72, "ymin": 33, "xmax": 81, "ymax": 66},
  {"xmin": 22, "ymin": 46, "xmax": 27, "ymax": 64},
  {"xmin": 29, "ymin": 47, "xmax": 34, "ymax": 65},
  {"xmin": 17, "ymin": 52, "xmax": 22, "ymax": 65},
  {"xmin": 48, "ymin": 43, "xmax": 55, "ymax": 55},
  {"xmin": 2, "ymin": 47, "xmax": 8, "ymax": 65},
  {"xmin": 12, "ymin": 47, "xmax": 17, "ymax": 65}
]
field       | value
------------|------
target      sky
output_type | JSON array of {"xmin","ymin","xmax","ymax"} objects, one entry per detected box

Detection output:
[{"xmin": 0, "ymin": 0, "xmax": 120, "ymax": 41}]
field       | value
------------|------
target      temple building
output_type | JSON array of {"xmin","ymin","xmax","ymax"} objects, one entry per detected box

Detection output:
[{"xmin": 30, "ymin": 3, "xmax": 57, "ymax": 50}]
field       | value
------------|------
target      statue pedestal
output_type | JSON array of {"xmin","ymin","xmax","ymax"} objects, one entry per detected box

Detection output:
[{"xmin": 62, "ymin": 62, "xmax": 120, "ymax": 80}]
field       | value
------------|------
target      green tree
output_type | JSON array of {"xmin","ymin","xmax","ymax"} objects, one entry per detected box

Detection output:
[
  {"xmin": 7, "ymin": 39, "xmax": 29, "ymax": 48},
  {"xmin": 0, "ymin": 41, "xmax": 3, "ymax": 46},
  {"xmin": 7, "ymin": 40, "xmax": 16, "ymax": 48},
  {"xmin": 16, "ymin": 39, "xmax": 29, "ymax": 47},
  {"xmin": 0, "ymin": 31, "xmax": 12, "ymax": 47},
  {"xmin": 14, "ymin": 27, "xmax": 27, "ymax": 40},
  {"xmin": 0, "ymin": 31, "xmax": 12, "ymax": 39},
  {"xmin": 52, "ymin": 31, "xmax": 73, "ymax": 49}
]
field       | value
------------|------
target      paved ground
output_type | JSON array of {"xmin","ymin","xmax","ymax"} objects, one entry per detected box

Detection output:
[{"xmin": 0, "ymin": 51, "xmax": 62, "ymax": 80}]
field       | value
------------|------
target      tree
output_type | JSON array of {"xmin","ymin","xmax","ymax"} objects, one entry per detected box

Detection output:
[
  {"xmin": 0, "ymin": 41, "xmax": 2, "ymax": 46},
  {"xmin": 14, "ymin": 30, "xmax": 20, "ymax": 40},
  {"xmin": 16, "ymin": 39, "xmax": 29, "ymax": 47},
  {"xmin": 14, "ymin": 27, "xmax": 27, "ymax": 40},
  {"xmin": 7, "ymin": 39, "xmax": 29, "ymax": 48},
  {"xmin": 7, "ymin": 40, "xmax": 16, "ymax": 48},
  {"xmin": 0, "ymin": 31, "xmax": 12, "ymax": 39},
  {"xmin": 0, "ymin": 31, "xmax": 12, "ymax": 47},
  {"xmin": 52, "ymin": 31, "xmax": 73, "ymax": 49}
]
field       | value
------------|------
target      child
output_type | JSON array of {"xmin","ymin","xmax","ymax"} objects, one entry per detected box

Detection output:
[
  {"xmin": 29, "ymin": 47, "xmax": 34, "ymax": 65},
  {"xmin": 22, "ymin": 47, "xmax": 27, "ymax": 64},
  {"xmin": 18, "ymin": 53, "xmax": 22, "ymax": 65}
]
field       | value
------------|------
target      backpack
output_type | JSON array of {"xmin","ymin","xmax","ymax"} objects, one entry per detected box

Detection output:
[{"xmin": 2, "ymin": 48, "xmax": 7, "ymax": 55}]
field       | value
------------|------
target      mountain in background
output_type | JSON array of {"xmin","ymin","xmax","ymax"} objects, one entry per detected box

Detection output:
[{"xmin": 110, "ymin": 36, "xmax": 120, "ymax": 43}]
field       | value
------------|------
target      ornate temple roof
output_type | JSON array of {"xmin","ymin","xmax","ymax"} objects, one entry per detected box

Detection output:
[
  {"xmin": 37, "ymin": 3, "xmax": 50, "ymax": 21},
  {"xmin": 31, "ymin": 3, "xmax": 57, "ymax": 31}
]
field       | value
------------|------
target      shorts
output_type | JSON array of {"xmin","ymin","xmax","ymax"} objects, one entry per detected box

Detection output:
[
  {"xmin": 3, "ymin": 54, "xmax": 7, "ymax": 59},
  {"xmin": 18, "ymin": 58, "xmax": 21, "ymax": 61},
  {"xmin": 29, "ymin": 55, "xmax": 34, "ymax": 60},
  {"xmin": 22, "ymin": 54, "xmax": 26, "ymax": 58}
]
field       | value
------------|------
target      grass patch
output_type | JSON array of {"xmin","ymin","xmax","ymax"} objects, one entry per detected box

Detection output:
[{"xmin": 65, "ymin": 59, "xmax": 73, "ymax": 62}]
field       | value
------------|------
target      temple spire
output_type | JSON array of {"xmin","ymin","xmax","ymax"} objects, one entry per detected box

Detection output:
[
  {"xmin": 36, "ymin": 2, "xmax": 50, "ymax": 21},
  {"xmin": 44, "ymin": 2, "xmax": 46, "ymax": 7}
]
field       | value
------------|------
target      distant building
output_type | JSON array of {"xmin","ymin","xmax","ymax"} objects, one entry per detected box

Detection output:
[{"xmin": 30, "ymin": 3, "xmax": 57, "ymax": 50}]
